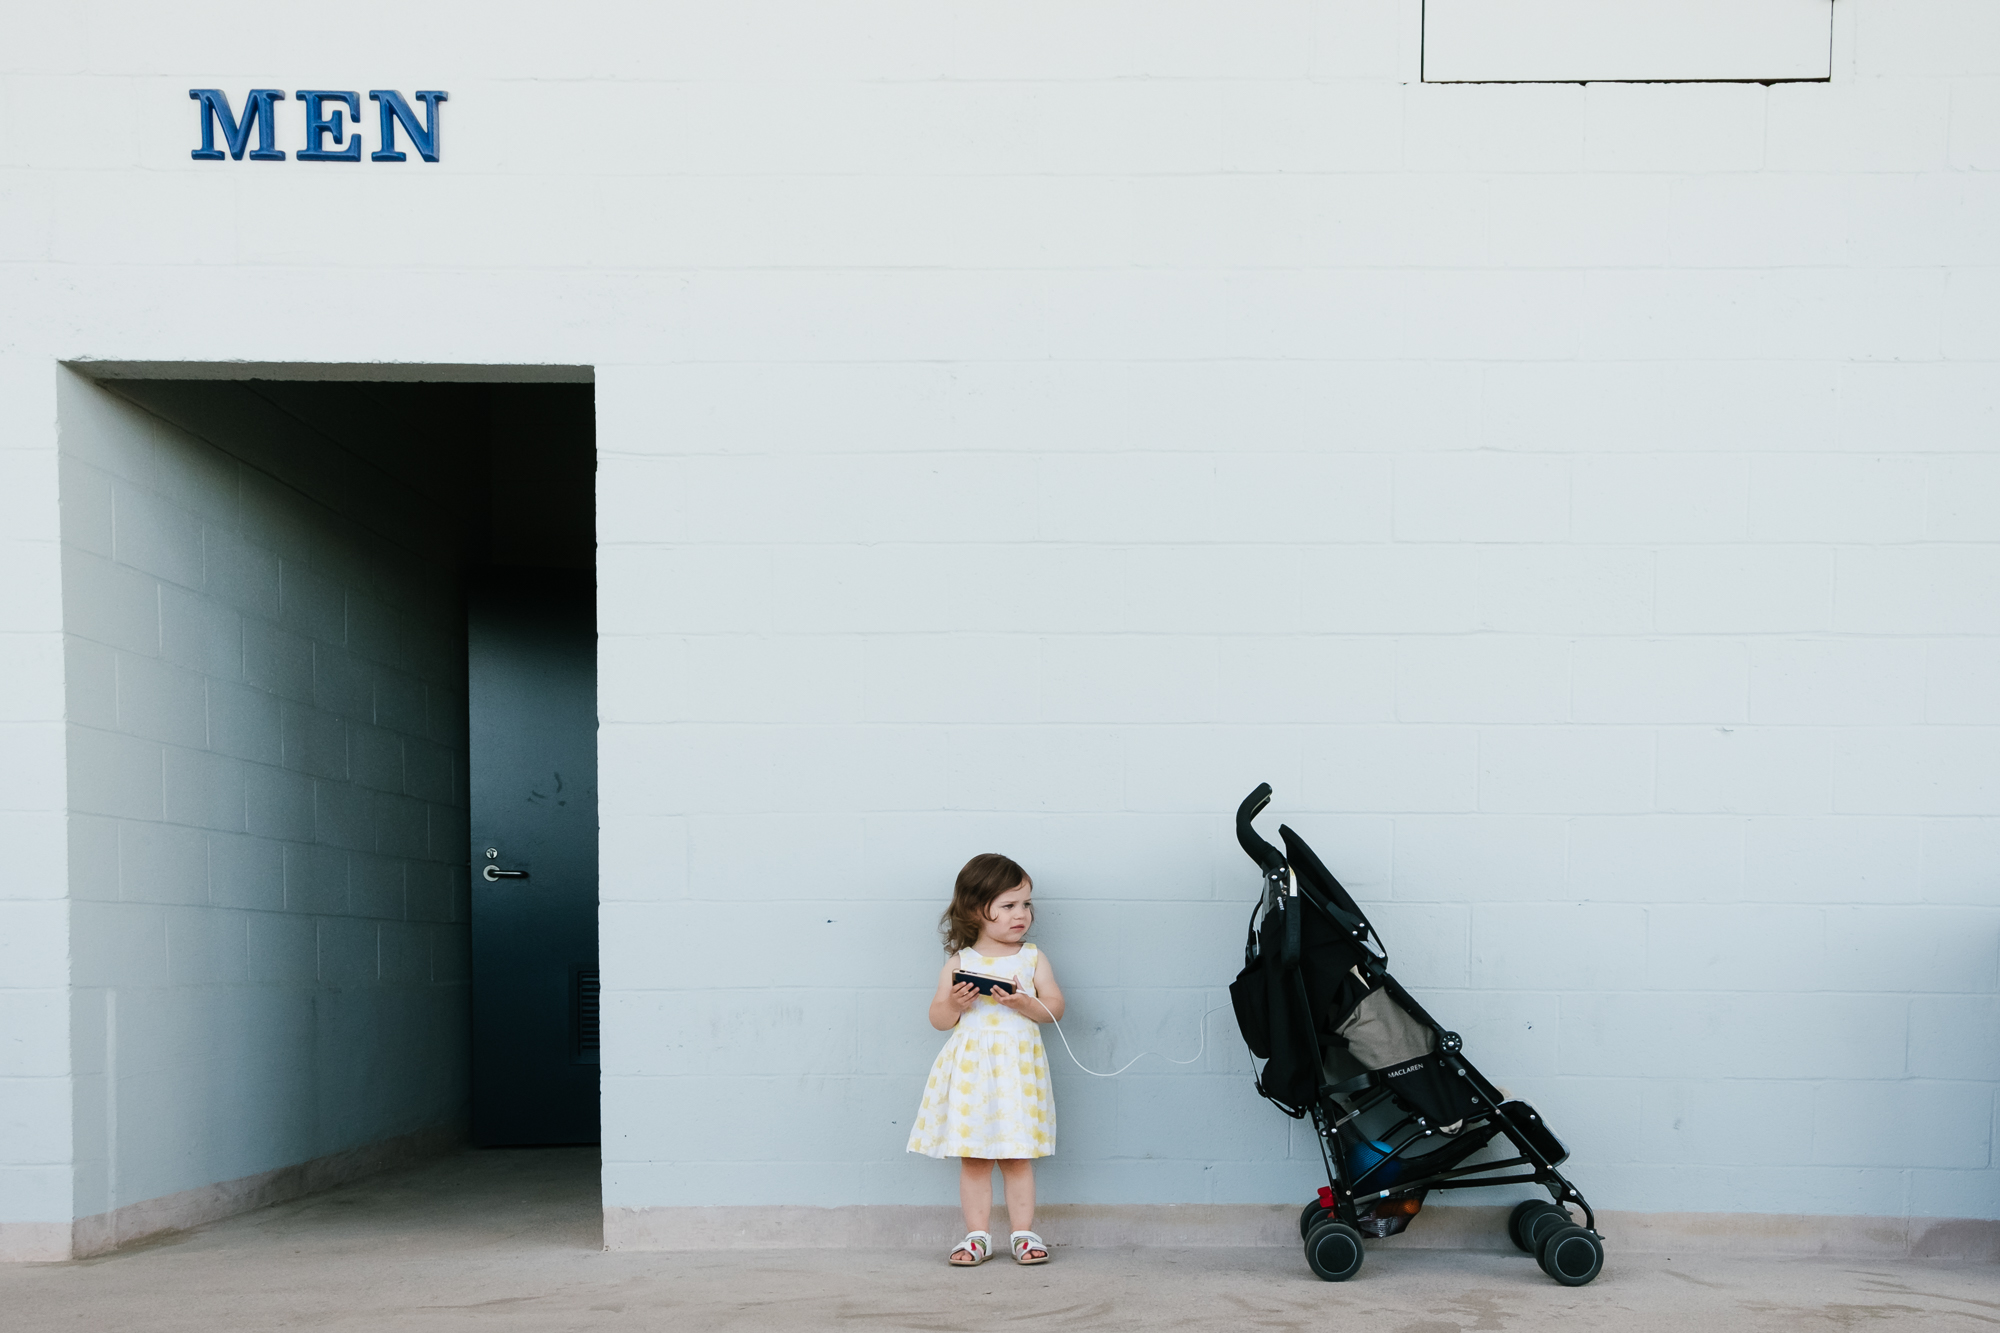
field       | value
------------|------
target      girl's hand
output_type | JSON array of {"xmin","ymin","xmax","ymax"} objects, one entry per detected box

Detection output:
[
  {"xmin": 930, "ymin": 965, "xmax": 985, "ymax": 1031},
  {"xmin": 994, "ymin": 987, "xmax": 1046, "ymax": 1021}
]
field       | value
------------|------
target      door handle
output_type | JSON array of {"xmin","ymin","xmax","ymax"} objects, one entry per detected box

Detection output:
[{"xmin": 482, "ymin": 865, "xmax": 529, "ymax": 881}]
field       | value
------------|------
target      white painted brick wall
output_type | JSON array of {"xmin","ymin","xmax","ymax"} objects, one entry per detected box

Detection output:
[
  {"xmin": 0, "ymin": 358, "xmax": 73, "ymax": 1239},
  {"xmin": 53, "ymin": 374, "xmax": 471, "ymax": 1222},
  {"xmin": 0, "ymin": 0, "xmax": 1994, "ymax": 1230}
]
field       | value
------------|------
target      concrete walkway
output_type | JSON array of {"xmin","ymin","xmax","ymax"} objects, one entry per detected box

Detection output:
[{"xmin": 5, "ymin": 1149, "xmax": 1994, "ymax": 1331}]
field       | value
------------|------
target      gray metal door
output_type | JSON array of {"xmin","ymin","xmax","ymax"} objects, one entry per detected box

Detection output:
[{"xmin": 467, "ymin": 572, "xmax": 600, "ymax": 1145}]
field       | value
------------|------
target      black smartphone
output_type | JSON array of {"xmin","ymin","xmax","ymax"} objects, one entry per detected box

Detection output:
[{"xmin": 953, "ymin": 970, "xmax": 1015, "ymax": 996}]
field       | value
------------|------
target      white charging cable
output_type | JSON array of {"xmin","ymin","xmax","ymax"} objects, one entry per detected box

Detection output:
[{"xmin": 1016, "ymin": 992, "xmax": 1233, "ymax": 1078}]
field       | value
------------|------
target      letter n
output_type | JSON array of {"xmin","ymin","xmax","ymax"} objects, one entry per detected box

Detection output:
[
  {"xmin": 188, "ymin": 89, "xmax": 286, "ymax": 161},
  {"xmin": 369, "ymin": 91, "xmax": 447, "ymax": 162}
]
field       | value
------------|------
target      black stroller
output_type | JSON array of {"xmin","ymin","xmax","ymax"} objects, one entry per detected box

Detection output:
[{"xmin": 1229, "ymin": 785, "xmax": 1605, "ymax": 1286}]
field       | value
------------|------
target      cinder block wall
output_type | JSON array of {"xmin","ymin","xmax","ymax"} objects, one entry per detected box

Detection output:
[
  {"xmin": 0, "ymin": 363, "xmax": 74, "ymax": 1261},
  {"xmin": 55, "ymin": 374, "xmax": 473, "ymax": 1243},
  {"xmin": 590, "ymin": 1, "xmax": 2000, "ymax": 1223},
  {"xmin": 0, "ymin": 0, "xmax": 1993, "ymax": 1240}
]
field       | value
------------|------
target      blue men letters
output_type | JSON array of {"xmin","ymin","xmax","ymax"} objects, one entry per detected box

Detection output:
[{"xmin": 189, "ymin": 89, "xmax": 447, "ymax": 163}]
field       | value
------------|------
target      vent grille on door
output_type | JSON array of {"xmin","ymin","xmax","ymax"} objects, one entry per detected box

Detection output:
[{"xmin": 576, "ymin": 969, "xmax": 600, "ymax": 1060}]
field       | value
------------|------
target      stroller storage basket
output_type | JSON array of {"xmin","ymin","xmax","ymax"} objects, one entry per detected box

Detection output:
[{"xmin": 1231, "ymin": 784, "xmax": 1604, "ymax": 1287}]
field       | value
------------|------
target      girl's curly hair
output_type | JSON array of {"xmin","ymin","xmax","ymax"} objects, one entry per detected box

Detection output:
[{"xmin": 940, "ymin": 853, "xmax": 1032, "ymax": 954}]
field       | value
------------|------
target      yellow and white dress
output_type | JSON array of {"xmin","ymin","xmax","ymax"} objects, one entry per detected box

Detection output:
[{"xmin": 906, "ymin": 944, "xmax": 1056, "ymax": 1160}]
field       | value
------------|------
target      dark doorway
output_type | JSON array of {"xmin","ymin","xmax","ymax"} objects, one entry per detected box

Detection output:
[
  {"xmin": 464, "ymin": 385, "xmax": 599, "ymax": 1146},
  {"xmin": 85, "ymin": 372, "xmax": 600, "ymax": 1166}
]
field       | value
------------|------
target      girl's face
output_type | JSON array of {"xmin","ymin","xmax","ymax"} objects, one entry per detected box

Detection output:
[{"xmin": 981, "ymin": 879, "xmax": 1033, "ymax": 945}]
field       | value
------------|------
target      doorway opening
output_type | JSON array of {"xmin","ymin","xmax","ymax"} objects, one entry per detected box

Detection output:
[{"xmin": 57, "ymin": 365, "xmax": 597, "ymax": 1250}]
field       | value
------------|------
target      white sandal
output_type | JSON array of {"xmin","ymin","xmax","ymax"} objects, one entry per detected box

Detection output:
[
  {"xmin": 1010, "ymin": 1230, "xmax": 1050, "ymax": 1265},
  {"xmin": 949, "ymin": 1231, "xmax": 992, "ymax": 1266}
]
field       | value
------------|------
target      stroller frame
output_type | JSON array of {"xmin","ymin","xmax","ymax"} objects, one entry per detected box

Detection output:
[{"xmin": 1233, "ymin": 784, "xmax": 1603, "ymax": 1284}]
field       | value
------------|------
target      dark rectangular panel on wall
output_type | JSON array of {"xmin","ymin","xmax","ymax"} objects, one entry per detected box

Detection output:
[{"xmin": 468, "ymin": 570, "xmax": 600, "ymax": 1145}]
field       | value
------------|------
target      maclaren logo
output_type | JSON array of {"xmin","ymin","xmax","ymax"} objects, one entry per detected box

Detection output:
[{"xmin": 1385, "ymin": 1063, "xmax": 1424, "ymax": 1078}]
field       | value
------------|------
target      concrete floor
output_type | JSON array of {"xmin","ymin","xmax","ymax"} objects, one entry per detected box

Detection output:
[{"xmin": 5, "ymin": 1149, "xmax": 1996, "ymax": 1332}]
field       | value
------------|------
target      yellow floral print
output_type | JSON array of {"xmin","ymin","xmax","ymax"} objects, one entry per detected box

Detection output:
[{"xmin": 906, "ymin": 944, "xmax": 1056, "ymax": 1160}]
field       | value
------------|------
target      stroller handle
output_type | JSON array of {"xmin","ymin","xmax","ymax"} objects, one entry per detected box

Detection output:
[{"xmin": 1235, "ymin": 783, "xmax": 1286, "ymax": 875}]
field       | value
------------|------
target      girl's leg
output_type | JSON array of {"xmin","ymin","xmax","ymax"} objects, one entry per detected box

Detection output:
[
  {"xmin": 996, "ymin": 1159, "xmax": 1044, "ymax": 1259},
  {"xmin": 958, "ymin": 1157, "xmax": 995, "ymax": 1236}
]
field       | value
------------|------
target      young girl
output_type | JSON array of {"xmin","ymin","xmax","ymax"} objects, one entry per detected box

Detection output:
[{"xmin": 906, "ymin": 853, "xmax": 1066, "ymax": 1267}]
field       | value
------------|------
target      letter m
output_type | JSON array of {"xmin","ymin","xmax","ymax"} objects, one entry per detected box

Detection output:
[{"xmin": 189, "ymin": 89, "xmax": 286, "ymax": 161}]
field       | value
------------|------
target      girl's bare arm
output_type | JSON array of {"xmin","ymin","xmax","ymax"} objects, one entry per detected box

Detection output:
[
  {"xmin": 1034, "ymin": 950, "xmax": 1065, "ymax": 1020},
  {"xmin": 929, "ymin": 960, "xmax": 978, "ymax": 1031}
]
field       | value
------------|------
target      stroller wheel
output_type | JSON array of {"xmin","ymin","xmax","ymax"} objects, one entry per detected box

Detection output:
[
  {"xmin": 1299, "ymin": 1200, "xmax": 1332, "ymax": 1240},
  {"xmin": 1303, "ymin": 1219, "xmax": 1366, "ymax": 1282},
  {"xmin": 1508, "ymin": 1200, "xmax": 1564, "ymax": 1253},
  {"xmin": 1518, "ymin": 1202, "xmax": 1573, "ymax": 1255},
  {"xmin": 1537, "ymin": 1225, "xmax": 1605, "ymax": 1286}
]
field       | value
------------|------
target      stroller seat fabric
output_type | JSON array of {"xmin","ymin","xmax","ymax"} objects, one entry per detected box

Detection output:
[{"xmin": 1229, "ymin": 784, "xmax": 1604, "ymax": 1287}]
